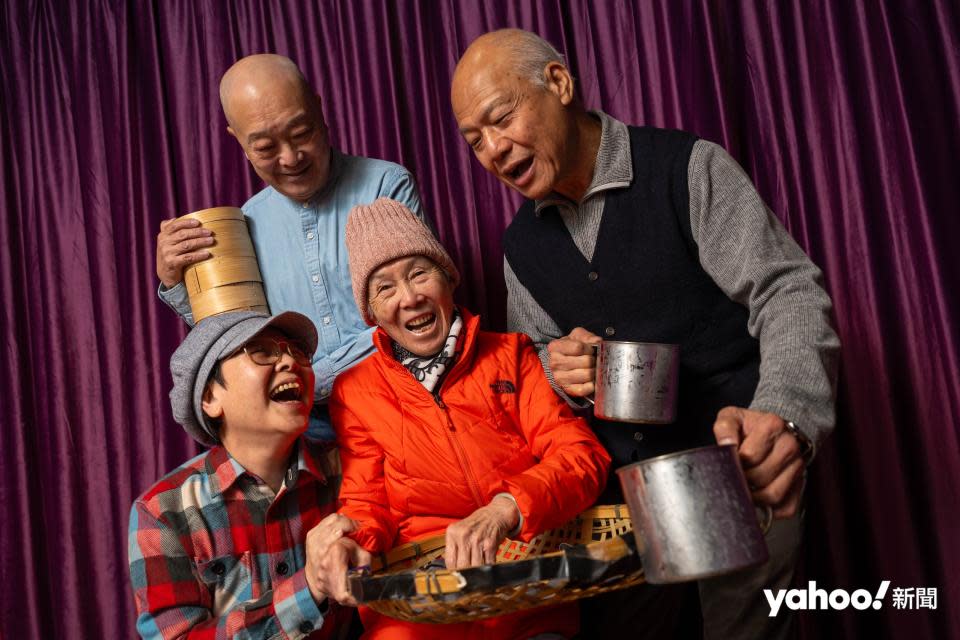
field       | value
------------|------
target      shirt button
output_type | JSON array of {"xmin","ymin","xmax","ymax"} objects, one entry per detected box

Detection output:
[
  {"xmin": 323, "ymin": 316, "xmax": 331, "ymax": 325},
  {"xmin": 605, "ymin": 326, "xmax": 616, "ymax": 336},
  {"xmin": 306, "ymin": 232, "xmax": 315, "ymax": 240},
  {"xmin": 302, "ymin": 202, "xmax": 310, "ymax": 209},
  {"xmin": 633, "ymin": 432, "xmax": 644, "ymax": 441},
  {"xmin": 276, "ymin": 561, "xmax": 289, "ymax": 576},
  {"xmin": 587, "ymin": 271, "xmax": 598, "ymax": 281},
  {"xmin": 312, "ymin": 275, "xmax": 320, "ymax": 283},
  {"xmin": 319, "ymin": 388, "xmax": 329, "ymax": 397},
  {"xmin": 299, "ymin": 620, "xmax": 314, "ymax": 633}
]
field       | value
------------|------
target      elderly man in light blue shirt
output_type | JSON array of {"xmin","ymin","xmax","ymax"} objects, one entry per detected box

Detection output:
[{"xmin": 156, "ymin": 54, "xmax": 423, "ymax": 440}]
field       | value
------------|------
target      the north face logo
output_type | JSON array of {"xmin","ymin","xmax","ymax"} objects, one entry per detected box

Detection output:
[{"xmin": 490, "ymin": 380, "xmax": 516, "ymax": 394}]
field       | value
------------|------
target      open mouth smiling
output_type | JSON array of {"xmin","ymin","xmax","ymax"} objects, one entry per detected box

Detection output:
[
  {"xmin": 504, "ymin": 157, "xmax": 533, "ymax": 181},
  {"xmin": 269, "ymin": 381, "xmax": 303, "ymax": 403},
  {"xmin": 405, "ymin": 313, "xmax": 436, "ymax": 334}
]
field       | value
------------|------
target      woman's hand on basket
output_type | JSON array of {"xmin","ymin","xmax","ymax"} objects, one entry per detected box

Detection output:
[
  {"xmin": 444, "ymin": 495, "xmax": 521, "ymax": 569},
  {"xmin": 305, "ymin": 513, "xmax": 372, "ymax": 607}
]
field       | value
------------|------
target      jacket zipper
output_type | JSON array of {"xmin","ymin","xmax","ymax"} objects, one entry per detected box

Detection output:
[
  {"xmin": 433, "ymin": 392, "xmax": 486, "ymax": 509},
  {"xmin": 376, "ymin": 312, "xmax": 486, "ymax": 508}
]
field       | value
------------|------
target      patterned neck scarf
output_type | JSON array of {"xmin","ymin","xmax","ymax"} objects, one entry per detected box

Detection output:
[{"xmin": 391, "ymin": 310, "xmax": 463, "ymax": 394}]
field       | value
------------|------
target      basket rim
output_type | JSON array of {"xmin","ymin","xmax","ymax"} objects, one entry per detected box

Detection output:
[
  {"xmin": 351, "ymin": 534, "xmax": 646, "ymax": 624},
  {"xmin": 368, "ymin": 504, "xmax": 631, "ymax": 573}
]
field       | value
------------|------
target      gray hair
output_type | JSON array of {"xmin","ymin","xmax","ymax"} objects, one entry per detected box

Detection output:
[{"xmin": 488, "ymin": 29, "xmax": 566, "ymax": 87}]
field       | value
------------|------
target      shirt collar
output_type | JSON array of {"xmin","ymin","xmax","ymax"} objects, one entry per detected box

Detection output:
[
  {"xmin": 204, "ymin": 438, "xmax": 327, "ymax": 497},
  {"xmin": 204, "ymin": 446, "xmax": 244, "ymax": 495},
  {"xmin": 296, "ymin": 439, "xmax": 331, "ymax": 487},
  {"xmin": 535, "ymin": 111, "xmax": 633, "ymax": 215}
]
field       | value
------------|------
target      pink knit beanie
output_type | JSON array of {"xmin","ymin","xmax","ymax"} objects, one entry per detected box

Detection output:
[{"xmin": 345, "ymin": 198, "xmax": 460, "ymax": 325}]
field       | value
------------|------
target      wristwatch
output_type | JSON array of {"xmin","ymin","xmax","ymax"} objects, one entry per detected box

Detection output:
[{"xmin": 785, "ymin": 421, "xmax": 816, "ymax": 464}]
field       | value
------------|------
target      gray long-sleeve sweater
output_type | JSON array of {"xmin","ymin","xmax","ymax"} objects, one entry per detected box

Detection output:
[{"xmin": 504, "ymin": 112, "xmax": 840, "ymax": 448}]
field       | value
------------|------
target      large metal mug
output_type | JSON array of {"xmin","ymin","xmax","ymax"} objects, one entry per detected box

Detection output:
[
  {"xmin": 616, "ymin": 444, "xmax": 771, "ymax": 583},
  {"xmin": 588, "ymin": 341, "xmax": 680, "ymax": 423}
]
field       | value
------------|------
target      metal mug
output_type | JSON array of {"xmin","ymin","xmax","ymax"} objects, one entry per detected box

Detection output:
[
  {"xmin": 616, "ymin": 444, "xmax": 771, "ymax": 583},
  {"xmin": 587, "ymin": 341, "xmax": 680, "ymax": 423}
]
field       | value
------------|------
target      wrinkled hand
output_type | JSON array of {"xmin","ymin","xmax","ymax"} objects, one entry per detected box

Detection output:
[
  {"xmin": 304, "ymin": 513, "xmax": 372, "ymax": 606},
  {"xmin": 713, "ymin": 407, "xmax": 805, "ymax": 519},
  {"xmin": 546, "ymin": 327, "xmax": 603, "ymax": 397},
  {"xmin": 156, "ymin": 217, "xmax": 215, "ymax": 288},
  {"xmin": 444, "ymin": 496, "xmax": 520, "ymax": 569}
]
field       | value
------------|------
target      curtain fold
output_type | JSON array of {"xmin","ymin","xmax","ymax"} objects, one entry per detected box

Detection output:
[{"xmin": 1, "ymin": 1, "xmax": 957, "ymax": 637}]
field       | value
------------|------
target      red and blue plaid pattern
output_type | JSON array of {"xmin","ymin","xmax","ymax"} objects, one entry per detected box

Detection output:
[{"xmin": 128, "ymin": 439, "xmax": 345, "ymax": 639}]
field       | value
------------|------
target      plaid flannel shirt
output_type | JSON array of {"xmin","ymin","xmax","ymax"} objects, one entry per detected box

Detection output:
[{"xmin": 128, "ymin": 439, "xmax": 344, "ymax": 639}]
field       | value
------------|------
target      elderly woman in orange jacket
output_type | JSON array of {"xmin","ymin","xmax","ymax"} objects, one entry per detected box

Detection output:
[{"xmin": 318, "ymin": 198, "xmax": 611, "ymax": 639}]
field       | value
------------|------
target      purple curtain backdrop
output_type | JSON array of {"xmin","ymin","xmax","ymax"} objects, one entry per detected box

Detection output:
[{"xmin": 1, "ymin": 1, "xmax": 958, "ymax": 638}]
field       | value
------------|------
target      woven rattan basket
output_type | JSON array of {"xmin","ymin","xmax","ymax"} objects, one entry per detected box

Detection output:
[{"xmin": 350, "ymin": 504, "xmax": 645, "ymax": 624}]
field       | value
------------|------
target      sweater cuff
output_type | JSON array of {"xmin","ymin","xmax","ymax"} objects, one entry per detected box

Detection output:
[{"xmin": 534, "ymin": 345, "xmax": 594, "ymax": 410}]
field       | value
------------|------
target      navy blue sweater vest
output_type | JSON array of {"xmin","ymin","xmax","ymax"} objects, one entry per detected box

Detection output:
[{"xmin": 504, "ymin": 126, "xmax": 760, "ymax": 482}]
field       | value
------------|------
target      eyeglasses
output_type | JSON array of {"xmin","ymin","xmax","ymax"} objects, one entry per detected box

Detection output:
[{"xmin": 241, "ymin": 337, "xmax": 312, "ymax": 367}]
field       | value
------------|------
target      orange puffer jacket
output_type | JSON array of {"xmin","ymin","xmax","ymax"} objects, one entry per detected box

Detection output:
[{"xmin": 330, "ymin": 309, "xmax": 611, "ymax": 640}]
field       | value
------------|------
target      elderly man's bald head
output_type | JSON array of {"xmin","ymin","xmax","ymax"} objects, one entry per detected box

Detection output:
[
  {"xmin": 452, "ymin": 29, "xmax": 565, "ymax": 92},
  {"xmin": 451, "ymin": 29, "xmax": 598, "ymax": 202},
  {"xmin": 219, "ymin": 54, "xmax": 331, "ymax": 203},
  {"xmin": 219, "ymin": 54, "xmax": 313, "ymax": 129}
]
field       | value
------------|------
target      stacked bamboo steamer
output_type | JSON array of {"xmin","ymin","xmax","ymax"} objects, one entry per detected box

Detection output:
[{"xmin": 179, "ymin": 207, "xmax": 268, "ymax": 322}]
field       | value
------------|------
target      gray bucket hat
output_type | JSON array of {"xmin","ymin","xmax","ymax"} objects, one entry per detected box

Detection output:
[{"xmin": 169, "ymin": 310, "xmax": 318, "ymax": 445}]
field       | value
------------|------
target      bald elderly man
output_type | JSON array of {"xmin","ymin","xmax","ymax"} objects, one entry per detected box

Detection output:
[
  {"xmin": 156, "ymin": 54, "xmax": 425, "ymax": 440},
  {"xmin": 451, "ymin": 29, "xmax": 840, "ymax": 640}
]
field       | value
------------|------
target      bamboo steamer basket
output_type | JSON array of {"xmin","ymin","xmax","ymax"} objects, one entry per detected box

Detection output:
[{"xmin": 179, "ymin": 206, "xmax": 268, "ymax": 322}]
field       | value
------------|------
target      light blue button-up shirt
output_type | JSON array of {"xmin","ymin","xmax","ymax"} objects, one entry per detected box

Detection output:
[{"xmin": 160, "ymin": 151, "xmax": 423, "ymax": 439}]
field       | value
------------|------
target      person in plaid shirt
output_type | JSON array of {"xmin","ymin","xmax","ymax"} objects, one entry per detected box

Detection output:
[{"xmin": 128, "ymin": 310, "xmax": 370, "ymax": 639}]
